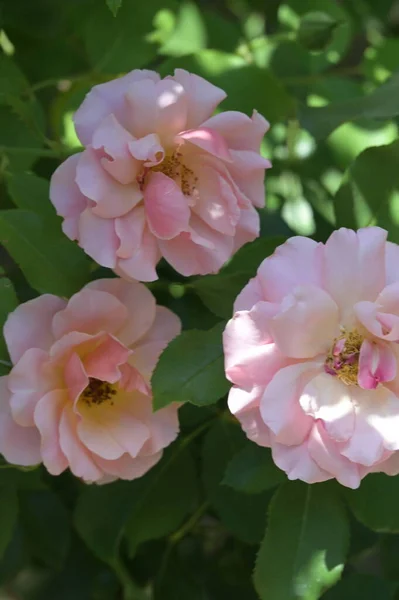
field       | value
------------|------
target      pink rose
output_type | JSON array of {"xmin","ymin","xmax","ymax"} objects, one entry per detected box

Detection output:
[
  {"xmin": 50, "ymin": 69, "xmax": 270, "ymax": 281},
  {"xmin": 223, "ymin": 227, "xmax": 399, "ymax": 489},
  {"xmin": 0, "ymin": 279, "xmax": 181, "ymax": 483}
]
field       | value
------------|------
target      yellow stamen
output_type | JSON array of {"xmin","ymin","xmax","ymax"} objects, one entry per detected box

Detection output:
[
  {"xmin": 325, "ymin": 329, "xmax": 363, "ymax": 386},
  {"xmin": 80, "ymin": 378, "xmax": 117, "ymax": 407}
]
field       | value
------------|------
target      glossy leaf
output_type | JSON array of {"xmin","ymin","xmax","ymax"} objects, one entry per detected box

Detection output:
[
  {"xmin": 0, "ymin": 209, "xmax": 91, "ymax": 296},
  {"xmin": 125, "ymin": 446, "xmax": 198, "ymax": 556},
  {"xmin": 254, "ymin": 482, "xmax": 349, "ymax": 600},
  {"xmin": 202, "ymin": 420, "xmax": 271, "ymax": 544},
  {"xmin": 152, "ymin": 322, "xmax": 230, "ymax": 410},
  {"xmin": 223, "ymin": 444, "xmax": 286, "ymax": 494},
  {"xmin": 301, "ymin": 70, "xmax": 399, "ymax": 139}
]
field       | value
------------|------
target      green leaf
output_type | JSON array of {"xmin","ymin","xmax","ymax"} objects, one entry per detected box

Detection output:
[
  {"xmin": 297, "ymin": 12, "xmax": 342, "ymax": 52},
  {"xmin": 254, "ymin": 482, "xmax": 349, "ymax": 600},
  {"xmin": 202, "ymin": 420, "xmax": 271, "ymax": 544},
  {"xmin": 0, "ymin": 278, "xmax": 18, "ymax": 362},
  {"xmin": 75, "ymin": 480, "xmax": 137, "ymax": 563},
  {"xmin": 300, "ymin": 70, "xmax": 399, "ymax": 139},
  {"xmin": 125, "ymin": 446, "xmax": 198, "ymax": 556},
  {"xmin": 6, "ymin": 173, "xmax": 60, "ymax": 227},
  {"xmin": 223, "ymin": 444, "xmax": 286, "ymax": 494},
  {"xmin": 85, "ymin": 0, "xmax": 178, "ymax": 73},
  {"xmin": 0, "ymin": 487, "xmax": 18, "ymax": 559},
  {"xmin": 0, "ymin": 209, "xmax": 91, "ymax": 296},
  {"xmin": 106, "ymin": 0, "xmax": 122, "ymax": 17},
  {"xmin": 334, "ymin": 139, "xmax": 399, "ymax": 241},
  {"xmin": 19, "ymin": 489, "xmax": 71, "ymax": 569},
  {"xmin": 192, "ymin": 237, "xmax": 286, "ymax": 318},
  {"xmin": 152, "ymin": 322, "xmax": 230, "ymax": 410},
  {"xmin": 343, "ymin": 473, "xmax": 399, "ymax": 533},
  {"xmin": 322, "ymin": 574, "xmax": 395, "ymax": 600},
  {"xmin": 191, "ymin": 272, "xmax": 251, "ymax": 319},
  {"xmin": 160, "ymin": 1, "xmax": 207, "ymax": 57}
]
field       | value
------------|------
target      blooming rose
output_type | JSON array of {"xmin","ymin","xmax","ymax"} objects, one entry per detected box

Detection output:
[
  {"xmin": 0, "ymin": 279, "xmax": 181, "ymax": 483},
  {"xmin": 223, "ymin": 227, "xmax": 399, "ymax": 489},
  {"xmin": 50, "ymin": 69, "xmax": 270, "ymax": 281}
]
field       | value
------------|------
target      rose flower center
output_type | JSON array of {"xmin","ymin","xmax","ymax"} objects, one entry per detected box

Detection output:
[
  {"xmin": 324, "ymin": 329, "xmax": 364, "ymax": 386},
  {"xmin": 80, "ymin": 377, "xmax": 117, "ymax": 407},
  {"xmin": 137, "ymin": 151, "xmax": 198, "ymax": 196}
]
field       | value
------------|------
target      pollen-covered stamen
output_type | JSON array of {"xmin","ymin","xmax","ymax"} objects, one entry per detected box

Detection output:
[
  {"xmin": 80, "ymin": 377, "xmax": 117, "ymax": 407},
  {"xmin": 138, "ymin": 151, "xmax": 198, "ymax": 196},
  {"xmin": 325, "ymin": 329, "xmax": 364, "ymax": 386}
]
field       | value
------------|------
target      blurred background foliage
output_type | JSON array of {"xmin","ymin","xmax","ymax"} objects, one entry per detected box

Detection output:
[{"xmin": 2, "ymin": 0, "xmax": 399, "ymax": 598}]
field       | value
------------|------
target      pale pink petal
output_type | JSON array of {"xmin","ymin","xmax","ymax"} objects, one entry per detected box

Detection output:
[
  {"xmin": 82, "ymin": 335, "xmax": 129, "ymax": 383},
  {"xmin": 227, "ymin": 149, "xmax": 271, "ymax": 208},
  {"xmin": 299, "ymin": 373, "xmax": 355, "ymax": 442},
  {"xmin": 257, "ymin": 237, "xmax": 323, "ymax": 303},
  {"xmin": 50, "ymin": 153, "xmax": 87, "ymax": 239},
  {"xmin": 93, "ymin": 452, "xmax": 162, "ymax": 481},
  {"xmin": 86, "ymin": 278, "xmax": 157, "ymax": 346},
  {"xmin": 141, "ymin": 404, "xmax": 179, "ymax": 455},
  {"xmin": 129, "ymin": 306, "xmax": 181, "ymax": 377},
  {"xmin": 358, "ymin": 339, "xmax": 397, "ymax": 389},
  {"xmin": 322, "ymin": 227, "xmax": 386, "ymax": 322},
  {"xmin": 234, "ymin": 277, "xmax": 264, "ymax": 312},
  {"xmin": 172, "ymin": 69, "xmax": 226, "ymax": 128},
  {"xmin": 228, "ymin": 385, "xmax": 271, "ymax": 447},
  {"xmin": 144, "ymin": 172, "xmax": 190, "ymax": 239},
  {"xmin": 260, "ymin": 362, "xmax": 321, "ymax": 445},
  {"xmin": 78, "ymin": 208, "xmax": 119, "ymax": 268},
  {"xmin": 355, "ymin": 299, "xmax": 399, "ymax": 342},
  {"xmin": 74, "ymin": 70, "xmax": 160, "ymax": 145},
  {"xmin": 223, "ymin": 302, "xmax": 288, "ymax": 387},
  {"xmin": 386, "ymin": 241, "xmax": 399, "ymax": 285},
  {"xmin": 201, "ymin": 110, "xmax": 269, "ymax": 151},
  {"xmin": 233, "ymin": 205, "xmax": 260, "ymax": 249},
  {"xmin": 128, "ymin": 133, "xmax": 165, "ymax": 166},
  {"xmin": 126, "ymin": 78, "xmax": 187, "ymax": 142},
  {"xmin": 0, "ymin": 376, "xmax": 41, "ymax": 466},
  {"xmin": 91, "ymin": 114, "xmax": 138, "ymax": 185},
  {"xmin": 159, "ymin": 216, "xmax": 234, "ymax": 276},
  {"xmin": 374, "ymin": 450, "xmax": 399, "ymax": 476},
  {"xmin": 52, "ymin": 288, "xmax": 127, "ymax": 339},
  {"xmin": 34, "ymin": 390, "xmax": 68, "ymax": 475},
  {"xmin": 308, "ymin": 423, "xmax": 361, "ymax": 488},
  {"xmin": 64, "ymin": 353, "xmax": 88, "ymax": 403},
  {"xmin": 115, "ymin": 205, "xmax": 146, "ymax": 259},
  {"xmin": 4, "ymin": 295, "xmax": 66, "ymax": 364},
  {"xmin": 75, "ymin": 148, "xmax": 141, "ymax": 218},
  {"xmin": 192, "ymin": 165, "xmax": 240, "ymax": 236},
  {"xmin": 341, "ymin": 387, "xmax": 399, "ymax": 465},
  {"xmin": 178, "ymin": 128, "xmax": 232, "ymax": 162},
  {"xmin": 270, "ymin": 285, "xmax": 339, "ymax": 359},
  {"xmin": 59, "ymin": 405, "xmax": 103, "ymax": 482},
  {"xmin": 8, "ymin": 349, "xmax": 56, "ymax": 426},
  {"xmin": 77, "ymin": 397, "xmax": 150, "ymax": 460},
  {"xmin": 271, "ymin": 438, "xmax": 331, "ymax": 484},
  {"xmin": 117, "ymin": 228, "xmax": 160, "ymax": 282}
]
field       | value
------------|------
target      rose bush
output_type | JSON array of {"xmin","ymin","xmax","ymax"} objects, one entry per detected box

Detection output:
[{"xmin": 2, "ymin": 1, "xmax": 399, "ymax": 599}]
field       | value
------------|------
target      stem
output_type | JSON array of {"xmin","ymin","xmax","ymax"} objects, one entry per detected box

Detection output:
[
  {"xmin": 170, "ymin": 500, "xmax": 210, "ymax": 544},
  {"xmin": 112, "ymin": 559, "xmax": 148, "ymax": 600},
  {"xmin": 0, "ymin": 359, "xmax": 12, "ymax": 367}
]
